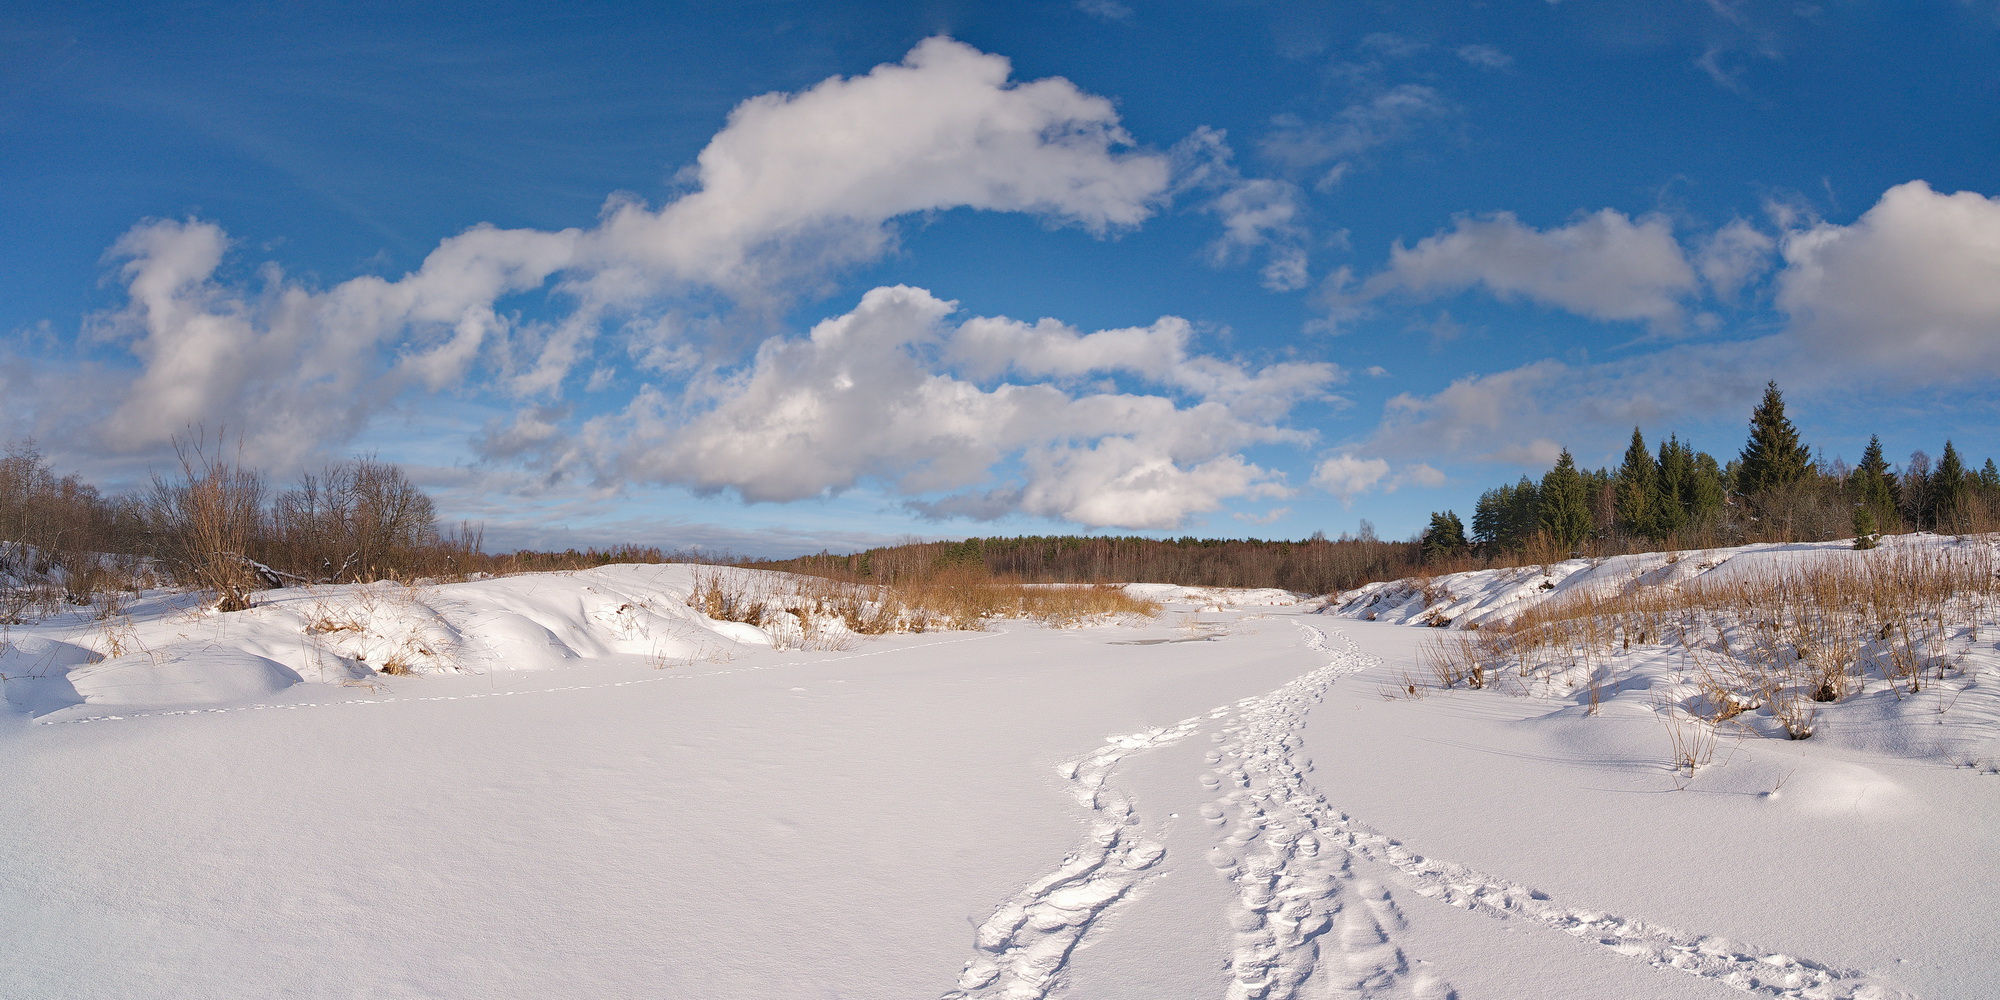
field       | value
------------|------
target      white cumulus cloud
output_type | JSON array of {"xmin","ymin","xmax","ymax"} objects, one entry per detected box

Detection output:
[
  {"xmin": 576, "ymin": 286, "xmax": 1330, "ymax": 529},
  {"xmin": 1355, "ymin": 208, "xmax": 1698, "ymax": 328},
  {"xmin": 1311, "ymin": 454, "xmax": 1390, "ymax": 501},
  {"xmin": 1777, "ymin": 180, "xmax": 2000, "ymax": 382},
  {"xmin": 1695, "ymin": 217, "xmax": 1776, "ymax": 302},
  {"xmin": 45, "ymin": 37, "xmax": 1174, "ymax": 474}
]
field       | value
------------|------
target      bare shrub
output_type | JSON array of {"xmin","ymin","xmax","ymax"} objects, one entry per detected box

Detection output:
[
  {"xmin": 146, "ymin": 435, "xmax": 266, "ymax": 612},
  {"xmin": 270, "ymin": 458, "xmax": 439, "ymax": 583}
]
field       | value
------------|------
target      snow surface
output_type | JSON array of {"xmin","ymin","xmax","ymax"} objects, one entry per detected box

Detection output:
[{"xmin": 1, "ymin": 557, "xmax": 1991, "ymax": 998}]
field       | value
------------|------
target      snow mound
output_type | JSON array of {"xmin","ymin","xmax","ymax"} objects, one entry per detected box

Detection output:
[
  {"xmin": 67, "ymin": 648, "xmax": 302, "ymax": 707},
  {"xmin": 0, "ymin": 564, "xmax": 804, "ymax": 716}
]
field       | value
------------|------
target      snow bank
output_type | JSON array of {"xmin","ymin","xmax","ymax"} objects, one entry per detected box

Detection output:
[
  {"xmin": 1, "ymin": 568, "xmax": 1315, "ymax": 716},
  {"xmin": 1330, "ymin": 532, "xmax": 1982, "ymax": 628},
  {"xmin": 0, "ymin": 564, "xmax": 783, "ymax": 715}
]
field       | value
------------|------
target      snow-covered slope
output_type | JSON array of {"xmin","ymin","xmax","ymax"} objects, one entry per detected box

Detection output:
[
  {"xmin": 2, "ymin": 563, "xmax": 1990, "ymax": 999},
  {"xmin": 1333, "ymin": 532, "xmax": 1981, "ymax": 629},
  {"xmin": 2, "ymin": 565, "xmax": 834, "ymax": 716}
]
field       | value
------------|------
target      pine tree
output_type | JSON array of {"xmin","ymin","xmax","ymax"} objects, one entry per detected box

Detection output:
[
  {"xmin": 1539, "ymin": 450, "xmax": 1593, "ymax": 551},
  {"xmin": 1613, "ymin": 427, "xmax": 1661, "ymax": 540},
  {"xmin": 1981, "ymin": 458, "xmax": 2000, "ymax": 492},
  {"xmin": 1932, "ymin": 441, "xmax": 1970, "ymax": 533},
  {"xmin": 1736, "ymin": 380, "xmax": 1814, "ymax": 501},
  {"xmin": 1421, "ymin": 511, "xmax": 1468, "ymax": 561},
  {"xmin": 1653, "ymin": 437, "xmax": 1726, "ymax": 540}
]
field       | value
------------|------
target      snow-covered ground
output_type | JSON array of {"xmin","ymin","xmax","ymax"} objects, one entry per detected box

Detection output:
[{"xmin": 1, "ymin": 557, "xmax": 1991, "ymax": 998}]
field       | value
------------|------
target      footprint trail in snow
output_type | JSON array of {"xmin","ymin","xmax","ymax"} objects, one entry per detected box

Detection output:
[
  {"xmin": 1204, "ymin": 621, "xmax": 1448, "ymax": 1000},
  {"xmin": 949, "ymin": 615, "xmax": 1914, "ymax": 1000},
  {"xmin": 946, "ymin": 718, "xmax": 1211, "ymax": 999},
  {"xmin": 1206, "ymin": 620, "xmax": 1912, "ymax": 1000}
]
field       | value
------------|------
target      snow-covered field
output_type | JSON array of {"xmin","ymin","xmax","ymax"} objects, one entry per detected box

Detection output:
[{"xmin": 2, "ymin": 555, "xmax": 1992, "ymax": 998}]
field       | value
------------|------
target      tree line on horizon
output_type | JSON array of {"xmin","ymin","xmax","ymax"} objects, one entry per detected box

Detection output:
[
  {"xmin": 1418, "ymin": 381, "xmax": 2000, "ymax": 563},
  {"xmin": 749, "ymin": 529, "xmax": 1421, "ymax": 597},
  {"xmin": 10, "ymin": 381, "xmax": 1995, "ymax": 610},
  {"xmin": 0, "ymin": 438, "xmax": 686, "ymax": 613}
]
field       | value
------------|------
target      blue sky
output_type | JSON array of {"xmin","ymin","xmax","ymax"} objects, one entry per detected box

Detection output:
[{"xmin": 5, "ymin": 1, "xmax": 2000, "ymax": 555}]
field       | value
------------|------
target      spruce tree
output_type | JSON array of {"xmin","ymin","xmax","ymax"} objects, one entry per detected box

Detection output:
[
  {"xmin": 1613, "ymin": 427, "xmax": 1660, "ymax": 540},
  {"xmin": 1850, "ymin": 435, "xmax": 1898, "ymax": 530},
  {"xmin": 1736, "ymin": 380, "xmax": 1812, "ymax": 499},
  {"xmin": 1503, "ymin": 476, "xmax": 1541, "ymax": 548},
  {"xmin": 1682, "ymin": 447, "xmax": 1727, "ymax": 535},
  {"xmin": 1539, "ymin": 450, "xmax": 1593, "ymax": 551},
  {"xmin": 1932, "ymin": 441, "xmax": 1970, "ymax": 533},
  {"xmin": 1852, "ymin": 507, "xmax": 1878, "ymax": 550},
  {"xmin": 1471, "ymin": 487, "xmax": 1507, "ymax": 546},
  {"xmin": 1654, "ymin": 435, "xmax": 1694, "ymax": 540}
]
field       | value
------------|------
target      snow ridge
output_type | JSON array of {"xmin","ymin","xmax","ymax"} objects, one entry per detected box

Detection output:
[
  {"xmin": 947, "ymin": 715, "xmax": 1208, "ymax": 1000},
  {"xmin": 1219, "ymin": 623, "xmax": 1914, "ymax": 1000}
]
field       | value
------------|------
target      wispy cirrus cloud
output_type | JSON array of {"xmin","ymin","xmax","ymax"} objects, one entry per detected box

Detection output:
[{"xmin": 1260, "ymin": 83, "xmax": 1452, "ymax": 192}]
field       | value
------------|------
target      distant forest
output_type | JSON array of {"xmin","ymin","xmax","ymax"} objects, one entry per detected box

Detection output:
[
  {"xmin": 762, "ymin": 382, "xmax": 2000, "ymax": 594},
  {"xmin": 1415, "ymin": 381, "xmax": 2000, "ymax": 564},
  {"xmin": 751, "ymin": 531, "xmax": 1419, "ymax": 598}
]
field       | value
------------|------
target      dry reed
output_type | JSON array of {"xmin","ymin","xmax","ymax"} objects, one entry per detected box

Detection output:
[
  {"xmin": 1419, "ymin": 541, "xmax": 1996, "ymax": 737},
  {"xmin": 686, "ymin": 566, "xmax": 1158, "ymax": 643}
]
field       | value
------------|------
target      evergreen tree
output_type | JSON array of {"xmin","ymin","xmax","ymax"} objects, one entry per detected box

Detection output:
[
  {"xmin": 1850, "ymin": 435, "xmax": 1898, "ymax": 531},
  {"xmin": 1654, "ymin": 438, "xmax": 1726, "ymax": 539},
  {"xmin": 1736, "ymin": 380, "xmax": 1812, "ymax": 499},
  {"xmin": 1689, "ymin": 451, "xmax": 1727, "ymax": 521},
  {"xmin": 1613, "ymin": 427, "xmax": 1661, "ymax": 540},
  {"xmin": 1471, "ymin": 487, "xmax": 1507, "ymax": 546},
  {"xmin": 1852, "ymin": 507, "xmax": 1878, "ymax": 550},
  {"xmin": 1502, "ymin": 476, "xmax": 1542, "ymax": 548},
  {"xmin": 1421, "ymin": 511, "xmax": 1468, "ymax": 561},
  {"xmin": 1932, "ymin": 441, "xmax": 1970, "ymax": 533},
  {"xmin": 1981, "ymin": 458, "xmax": 2000, "ymax": 492},
  {"xmin": 1654, "ymin": 435, "xmax": 1693, "ymax": 539},
  {"xmin": 1539, "ymin": 450, "xmax": 1594, "ymax": 551}
]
